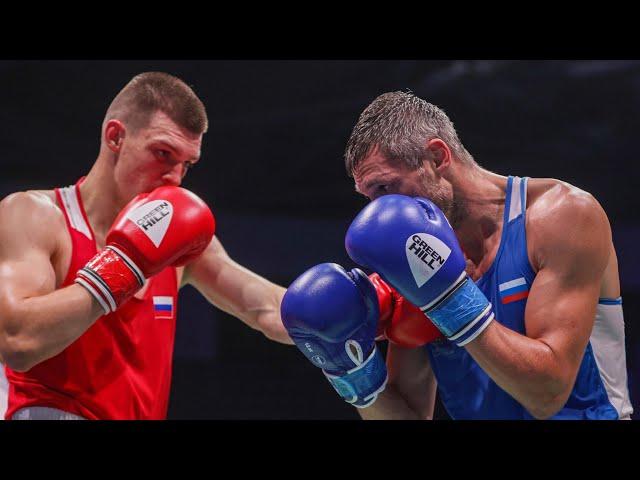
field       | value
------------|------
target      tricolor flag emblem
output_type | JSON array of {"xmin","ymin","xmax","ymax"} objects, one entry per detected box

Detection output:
[
  {"xmin": 499, "ymin": 277, "xmax": 529, "ymax": 304},
  {"xmin": 153, "ymin": 296, "xmax": 174, "ymax": 318}
]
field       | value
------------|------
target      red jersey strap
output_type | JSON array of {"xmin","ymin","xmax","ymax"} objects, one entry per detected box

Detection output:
[
  {"xmin": 55, "ymin": 180, "xmax": 93, "ymax": 241},
  {"xmin": 54, "ymin": 178, "xmax": 98, "ymax": 287}
]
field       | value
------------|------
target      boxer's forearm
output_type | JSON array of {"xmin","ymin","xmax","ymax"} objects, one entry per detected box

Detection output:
[
  {"xmin": 191, "ymin": 264, "xmax": 292, "ymax": 344},
  {"xmin": 465, "ymin": 322, "xmax": 573, "ymax": 419},
  {"xmin": 358, "ymin": 384, "xmax": 430, "ymax": 420},
  {"xmin": 185, "ymin": 237, "xmax": 292, "ymax": 344},
  {"xmin": 253, "ymin": 311, "xmax": 293, "ymax": 344},
  {"xmin": 358, "ymin": 343, "xmax": 437, "ymax": 420},
  {"xmin": 243, "ymin": 283, "xmax": 292, "ymax": 344},
  {"xmin": 0, "ymin": 284, "xmax": 104, "ymax": 371}
]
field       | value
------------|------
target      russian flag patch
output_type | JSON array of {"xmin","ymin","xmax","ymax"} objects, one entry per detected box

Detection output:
[
  {"xmin": 499, "ymin": 277, "xmax": 529, "ymax": 304},
  {"xmin": 153, "ymin": 296, "xmax": 174, "ymax": 318}
]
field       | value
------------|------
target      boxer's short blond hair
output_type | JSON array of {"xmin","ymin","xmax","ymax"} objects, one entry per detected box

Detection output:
[{"xmin": 345, "ymin": 90, "xmax": 474, "ymax": 176}]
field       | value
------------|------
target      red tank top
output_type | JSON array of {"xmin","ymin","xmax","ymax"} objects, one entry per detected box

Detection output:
[{"xmin": 5, "ymin": 181, "xmax": 179, "ymax": 420}]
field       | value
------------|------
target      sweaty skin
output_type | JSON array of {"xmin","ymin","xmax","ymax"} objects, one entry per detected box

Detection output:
[
  {"xmin": 0, "ymin": 110, "xmax": 291, "ymax": 374},
  {"xmin": 352, "ymin": 144, "xmax": 620, "ymax": 420}
]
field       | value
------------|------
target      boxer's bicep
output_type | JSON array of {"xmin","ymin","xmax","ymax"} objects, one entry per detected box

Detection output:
[
  {"xmin": 524, "ymin": 191, "xmax": 611, "ymax": 383},
  {"xmin": 0, "ymin": 193, "xmax": 59, "ymax": 356},
  {"xmin": 0, "ymin": 192, "xmax": 59, "ymax": 298}
]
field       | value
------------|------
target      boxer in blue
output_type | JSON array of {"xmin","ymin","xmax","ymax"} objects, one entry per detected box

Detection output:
[{"xmin": 281, "ymin": 91, "xmax": 632, "ymax": 419}]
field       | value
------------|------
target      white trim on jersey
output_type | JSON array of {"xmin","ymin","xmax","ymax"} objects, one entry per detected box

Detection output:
[
  {"xmin": 0, "ymin": 365, "xmax": 8, "ymax": 421},
  {"xmin": 12, "ymin": 406, "xmax": 86, "ymax": 420},
  {"xmin": 590, "ymin": 302, "xmax": 634, "ymax": 419},
  {"xmin": 522, "ymin": 177, "xmax": 528, "ymax": 216},
  {"xmin": 59, "ymin": 185, "xmax": 93, "ymax": 241},
  {"xmin": 508, "ymin": 177, "xmax": 522, "ymax": 222}
]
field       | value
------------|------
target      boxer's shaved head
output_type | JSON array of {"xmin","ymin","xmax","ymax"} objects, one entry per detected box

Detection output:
[{"xmin": 103, "ymin": 72, "xmax": 208, "ymax": 136}]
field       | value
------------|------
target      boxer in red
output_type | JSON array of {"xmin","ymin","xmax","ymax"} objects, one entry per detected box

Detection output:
[{"xmin": 0, "ymin": 72, "xmax": 293, "ymax": 420}]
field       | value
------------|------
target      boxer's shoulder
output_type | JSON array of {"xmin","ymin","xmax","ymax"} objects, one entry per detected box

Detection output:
[
  {"xmin": 526, "ymin": 178, "xmax": 605, "ymax": 224},
  {"xmin": 524, "ymin": 178, "xmax": 609, "ymax": 268},
  {"xmin": 0, "ymin": 189, "xmax": 66, "ymax": 250},
  {"xmin": 0, "ymin": 189, "xmax": 63, "ymax": 222},
  {"xmin": 30, "ymin": 189, "xmax": 57, "ymax": 204},
  {"xmin": 1, "ymin": 188, "xmax": 58, "ymax": 209}
]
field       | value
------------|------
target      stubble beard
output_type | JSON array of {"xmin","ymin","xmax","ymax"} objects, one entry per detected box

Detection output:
[{"xmin": 417, "ymin": 175, "xmax": 465, "ymax": 231}]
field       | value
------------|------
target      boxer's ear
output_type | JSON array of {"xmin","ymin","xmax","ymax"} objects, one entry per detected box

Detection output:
[
  {"xmin": 425, "ymin": 138, "xmax": 452, "ymax": 173},
  {"xmin": 105, "ymin": 120, "xmax": 125, "ymax": 153}
]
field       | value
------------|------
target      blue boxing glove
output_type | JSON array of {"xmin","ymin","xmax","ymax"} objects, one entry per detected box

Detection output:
[
  {"xmin": 345, "ymin": 194, "xmax": 494, "ymax": 347},
  {"xmin": 281, "ymin": 263, "xmax": 387, "ymax": 408}
]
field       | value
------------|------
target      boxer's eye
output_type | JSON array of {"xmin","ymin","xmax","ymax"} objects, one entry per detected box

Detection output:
[
  {"xmin": 376, "ymin": 185, "xmax": 388, "ymax": 195},
  {"xmin": 156, "ymin": 149, "xmax": 171, "ymax": 159}
]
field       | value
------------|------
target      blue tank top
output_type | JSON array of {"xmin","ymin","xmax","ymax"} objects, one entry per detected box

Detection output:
[{"xmin": 425, "ymin": 176, "xmax": 623, "ymax": 420}]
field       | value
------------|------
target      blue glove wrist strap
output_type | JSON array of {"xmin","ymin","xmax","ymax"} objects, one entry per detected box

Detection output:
[
  {"xmin": 424, "ymin": 275, "xmax": 494, "ymax": 347},
  {"xmin": 324, "ymin": 346, "xmax": 387, "ymax": 408}
]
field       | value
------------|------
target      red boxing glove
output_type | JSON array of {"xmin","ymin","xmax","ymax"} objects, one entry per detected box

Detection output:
[
  {"xmin": 75, "ymin": 186, "xmax": 216, "ymax": 314},
  {"xmin": 368, "ymin": 273, "xmax": 443, "ymax": 348}
]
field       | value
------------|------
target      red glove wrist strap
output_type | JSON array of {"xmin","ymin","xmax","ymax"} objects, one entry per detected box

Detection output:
[{"xmin": 76, "ymin": 247, "xmax": 145, "ymax": 313}]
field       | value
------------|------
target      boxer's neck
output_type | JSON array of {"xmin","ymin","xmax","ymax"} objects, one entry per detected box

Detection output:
[
  {"xmin": 449, "ymin": 167, "xmax": 507, "ymax": 270},
  {"xmin": 78, "ymin": 159, "xmax": 127, "ymax": 243}
]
